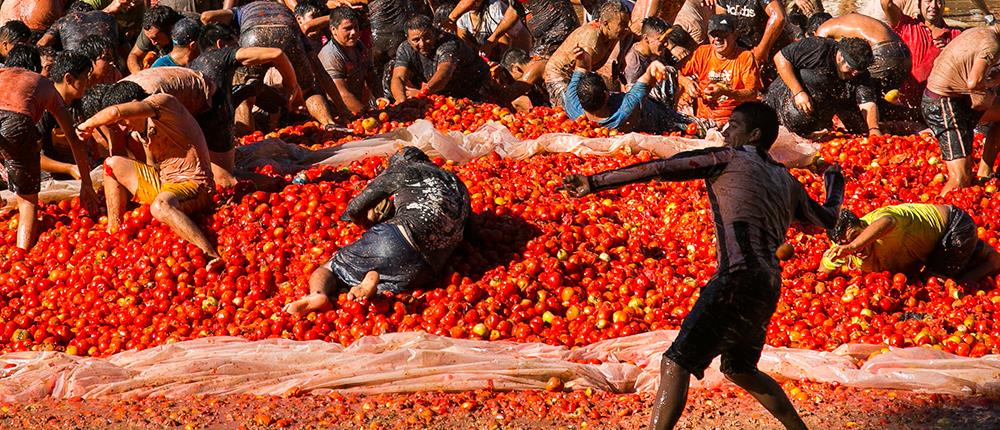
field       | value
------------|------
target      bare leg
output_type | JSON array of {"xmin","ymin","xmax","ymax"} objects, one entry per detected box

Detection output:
[
  {"xmin": 149, "ymin": 191, "xmax": 220, "ymax": 260},
  {"xmin": 284, "ymin": 266, "xmax": 337, "ymax": 315},
  {"xmin": 304, "ymin": 93, "xmax": 336, "ymax": 126},
  {"xmin": 14, "ymin": 193, "xmax": 37, "ymax": 250},
  {"xmin": 208, "ymin": 149, "xmax": 238, "ymax": 188},
  {"xmin": 235, "ymin": 97, "xmax": 255, "ymax": 136},
  {"xmin": 347, "ymin": 271, "xmax": 379, "ymax": 301},
  {"xmin": 647, "ymin": 357, "xmax": 690, "ymax": 430},
  {"xmin": 941, "ymin": 158, "xmax": 974, "ymax": 196},
  {"xmin": 103, "ymin": 156, "xmax": 138, "ymax": 232},
  {"xmin": 978, "ymin": 123, "xmax": 1000, "ymax": 178},
  {"xmin": 726, "ymin": 371, "xmax": 808, "ymax": 430}
]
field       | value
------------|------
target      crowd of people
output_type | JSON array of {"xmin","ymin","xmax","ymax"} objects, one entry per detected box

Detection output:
[{"xmin": 1, "ymin": 1, "xmax": 1000, "ymax": 429}]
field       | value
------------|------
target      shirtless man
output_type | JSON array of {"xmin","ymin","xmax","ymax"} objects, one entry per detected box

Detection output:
[
  {"xmin": 543, "ymin": 1, "xmax": 629, "ymax": 107},
  {"xmin": 202, "ymin": 0, "xmax": 336, "ymax": 127},
  {"xmin": 77, "ymin": 83, "xmax": 222, "ymax": 268},
  {"xmin": 284, "ymin": 147, "xmax": 470, "ymax": 315},
  {"xmin": 38, "ymin": 2, "xmax": 119, "ymax": 52},
  {"xmin": 38, "ymin": 51, "xmax": 98, "ymax": 181},
  {"xmin": 0, "ymin": 21, "xmax": 31, "ymax": 58},
  {"xmin": 628, "ymin": 0, "xmax": 684, "ymax": 35},
  {"xmin": 816, "ymin": 13, "xmax": 911, "ymax": 93},
  {"xmin": 0, "ymin": 0, "xmax": 64, "ymax": 34}
]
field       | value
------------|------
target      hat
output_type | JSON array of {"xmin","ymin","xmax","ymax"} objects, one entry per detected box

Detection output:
[{"xmin": 708, "ymin": 14, "xmax": 736, "ymax": 36}]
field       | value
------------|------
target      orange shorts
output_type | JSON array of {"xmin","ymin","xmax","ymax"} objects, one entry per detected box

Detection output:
[{"xmin": 131, "ymin": 161, "xmax": 212, "ymax": 212}]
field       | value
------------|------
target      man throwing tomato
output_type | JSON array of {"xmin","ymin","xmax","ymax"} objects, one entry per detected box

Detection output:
[
  {"xmin": 285, "ymin": 147, "xmax": 471, "ymax": 315},
  {"xmin": 562, "ymin": 102, "xmax": 844, "ymax": 430}
]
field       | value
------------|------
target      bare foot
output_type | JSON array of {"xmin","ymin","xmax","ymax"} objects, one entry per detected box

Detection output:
[
  {"xmin": 347, "ymin": 271, "xmax": 379, "ymax": 301},
  {"xmin": 283, "ymin": 293, "xmax": 330, "ymax": 316}
]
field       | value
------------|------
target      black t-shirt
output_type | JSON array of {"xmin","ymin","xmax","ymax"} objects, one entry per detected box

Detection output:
[
  {"xmin": 717, "ymin": 0, "xmax": 772, "ymax": 49},
  {"xmin": 232, "ymin": 0, "xmax": 298, "ymax": 31},
  {"xmin": 393, "ymin": 32, "xmax": 488, "ymax": 97},
  {"xmin": 780, "ymin": 37, "xmax": 876, "ymax": 105},
  {"xmin": 189, "ymin": 47, "xmax": 240, "ymax": 110},
  {"xmin": 512, "ymin": 0, "xmax": 578, "ymax": 55},
  {"xmin": 369, "ymin": 0, "xmax": 425, "ymax": 40},
  {"xmin": 45, "ymin": 10, "xmax": 119, "ymax": 51}
]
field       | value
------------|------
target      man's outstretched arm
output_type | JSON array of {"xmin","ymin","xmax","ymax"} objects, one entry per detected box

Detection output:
[
  {"xmin": 563, "ymin": 147, "xmax": 733, "ymax": 196},
  {"xmin": 794, "ymin": 164, "xmax": 844, "ymax": 229}
]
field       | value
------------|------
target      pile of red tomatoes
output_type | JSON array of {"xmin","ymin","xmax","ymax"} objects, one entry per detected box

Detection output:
[{"xmin": 0, "ymin": 95, "xmax": 997, "ymax": 360}]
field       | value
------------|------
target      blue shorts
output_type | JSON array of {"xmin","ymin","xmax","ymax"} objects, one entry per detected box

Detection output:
[{"xmin": 326, "ymin": 223, "xmax": 432, "ymax": 294}]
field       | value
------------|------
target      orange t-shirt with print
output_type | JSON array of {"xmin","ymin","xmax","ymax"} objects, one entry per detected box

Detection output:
[{"xmin": 681, "ymin": 45, "xmax": 761, "ymax": 124}]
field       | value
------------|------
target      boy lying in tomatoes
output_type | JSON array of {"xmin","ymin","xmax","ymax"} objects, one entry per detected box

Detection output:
[{"xmin": 284, "ymin": 147, "xmax": 471, "ymax": 315}]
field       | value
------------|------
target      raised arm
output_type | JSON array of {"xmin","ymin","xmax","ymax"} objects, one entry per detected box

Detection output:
[
  {"xmin": 448, "ymin": 0, "xmax": 482, "ymax": 23},
  {"xmin": 880, "ymin": 0, "xmax": 903, "ymax": 28},
  {"xmin": 486, "ymin": 4, "xmax": 521, "ymax": 46},
  {"xmin": 794, "ymin": 164, "xmax": 844, "ymax": 229},
  {"xmin": 77, "ymin": 101, "xmax": 158, "ymax": 134},
  {"xmin": 563, "ymin": 147, "xmax": 734, "ymax": 196},
  {"xmin": 201, "ymin": 9, "xmax": 235, "ymax": 26},
  {"xmin": 754, "ymin": 0, "xmax": 786, "ymax": 62},
  {"xmin": 51, "ymin": 104, "xmax": 97, "ymax": 213}
]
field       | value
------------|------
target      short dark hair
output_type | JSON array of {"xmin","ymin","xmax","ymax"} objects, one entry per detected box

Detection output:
[
  {"xmin": 5, "ymin": 44, "xmax": 41, "ymax": 72},
  {"xmin": 37, "ymin": 46, "xmax": 56, "ymax": 61},
  {"xmin": 0, "ymin": 20, "xmax": 30, "ymax": 44},
  {"xmin": 405, "ymin": 15, "xmax": 434, "ymax": 33},
  {"xmin": 198, "ymin": 24, "xmax": 236, "ymax": 52},
  {"xmin": 102, "ymin": 81, "xmax": 150, "ymax": 108},
  {"xmin": 81, "ymin": 84, "xmax": 112, "ymax": 119},
  {"xmin": 598, "ymin": 0, "xmax": 627, "ymax": 23},
  {"xmin": 640, "ymin": 17, "xmax": 669, "ymax": 36},
  {"xmin": 838, "ymin": 37, "xmax": 874, "ymax": 71},
  {"xmin": 667, "ymin": 25, "xmax": 698, "ymax": 51},
  {"xmin": 329, "ymin": 6, "xmax": 360, "ymax": 29},
  {"xmin": 732, "ymin": 101, "xmax": 779, "ymax": 151},
  {"xmin": 68, "ymin": 1, "xmax": 96, "ymax": 13},
  {"xmin": 828, "ymin": 209, "xmax": 863, "ymax": 244},
  {"xmin": 577, "ymin": 72, "xmax": 609, "ymax": 112},
  {"xmin": 142, "ymin": 5, "xmax": 181, "ymax": 31},
  {"xmin": 501, "ymin": 48, "xmax": 529, "ymax": 69},
  {"xmin": 78, "ymin": 34, "xmax": 115, "ymax": 61},
  {"xmin": 171, "ymin": 17, "xmax": 203, "ymax": 46},
  {"xmin": 294, "ymin": 0, "xmax": 329, "ymax": 18},
  {"xmin": 806, "ymin": 12, "xmax": 832, "ymax": 36},
  {"xmin": 433, "ymin": 3, "xmax": 456, "ymax": 28},
  {"xmin": 49, "ymin": 50, "xmax": 93, "ymax": 83}
]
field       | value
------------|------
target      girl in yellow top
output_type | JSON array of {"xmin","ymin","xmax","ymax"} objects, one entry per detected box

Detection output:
[{"xmin": 821, "ymin": 203, "xmax": 1000, "ymax": 282}]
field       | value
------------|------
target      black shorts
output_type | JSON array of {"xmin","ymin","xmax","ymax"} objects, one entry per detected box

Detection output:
[
  {"xmin": 195, "ymin": 97, "xmax": 235, "ymax": 153},
  {"xmin": 0, "ymin": 110, "xmax": 42, "ymax": 195},
  {"xmin": 326, "ymin": 223, "xmax": 432, "ymax": 295},
  {"xmin": 925, "ymin": 206, "xmax": 989, "ymax": 277},
  {"xmin": 239, "ymin": 27, "xmax": 319, "ymax": 97},
  {"xmin": 664, "ymin": 268, "xmax": 781, "ymax": 379},
  {"xmin": 922, "ymin": 90, "xmax": 983, "ymax": 161}
]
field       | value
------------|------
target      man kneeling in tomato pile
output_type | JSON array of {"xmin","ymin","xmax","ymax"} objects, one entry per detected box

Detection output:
[
  {"xmin": 285, "ymin": 147, "xmax": 471, "ymax": 315},
  {"xmin": 822, "ymin": 204, "xmax": 1000, "ymax": 282},
  {"xmin": 562, "ymin": 102, "xmax": 844, "ymax": 430},
  {"xmin": 76, "ymin": 81, "xmax": 222, "ymax": 269}
]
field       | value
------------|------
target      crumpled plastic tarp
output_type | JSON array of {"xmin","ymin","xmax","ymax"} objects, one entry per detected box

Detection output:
[
  {"xmin": 236, "ymin": 119, "xmax": 821, "ymax": 175},
  {"xmin": 1, "ymin": 330, "xmax": 997, "ymax": 402},
  {"xmin": 0, "ymin": 168, "xmax": 103, "ymax": 211}
]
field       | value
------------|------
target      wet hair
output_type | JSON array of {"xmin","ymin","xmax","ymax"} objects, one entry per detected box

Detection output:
[
  {"xmin": 5, "ymin": 44, "xmax": 41, "ymax": 72},
  {"xmin": 199, "ymin": 24, "xmax": 236, "ymax": 52},
  {"xmin": 38, "ymin": 46, "xmax": 56, "ymax": 61},
  {"xmin": 81, "ymin": 84, "xmax": 112, "ymax": 119},
  {"xmin": 142, "ymin": 5, "xmax": 181, "ymax": 31},
  {"xmin": 405, "ymin": 15, "xmax": 435, "ymax": 33},
  {"xmin": 838, "ymin": 37, "xmax": 874, "ymax": 71},
  {"xmin": 0, "ymin": 21, "xmax": 30, "ymax": 44},
  {"xmin": 731, "ymin": 101, "xmax": 779, "ymax": 152},
  {"xmin": 78, "ymin": 34, "xmax": 116, "ymax": 61},
  {"xmin": 786, "ymin": 12, "xmax": 807, "ymax": 41},
  {"xmin": 329, "ymin": 6, "xmax": 361, "ymax": 29},
  {"xmin": 640, "ymin": 17, "xmax": 669, "ymax": 36},
  {"xmin": 828, "ymin": 209, "xmax": 863, "ymax": 244},
  {"xmin": 101, "ymin": 81, "xmax": 150, "ymax": 108},
  {"xmin": 49, "ymin": 50, "xmax": 93, "ymax": 83},
  {"xmin": 171, "ymin": 17, "xmax": 203, "ymax": 46},
  {"xmin": 294, "ymin": 0, "xmax": 329, "ymax": 18},
  {"xmin": 389, "ymin": 146, "xmax": 432, "ymax": 166},
  {"xmin": 501, "ymin": 48, "xmax": 529, "ymax": 69},
  {"xmin": 68, "ymin": 1, "xmax": 96, "ymax": 13},
  {"xmin": 433, "ymin": 3, "xmax": 456, "ymax": 28},
  {"xmin": 667, "ymin": 25, "xmax": 698, "ymax": 51},
  {"xmin": 806, "ymin": 12, "xmax": 832, "ymax": 36},
  {"xmin": 577, "ymin": 72, "xmax": 609, "ymax": 112},
  {"xmin": 598, "ymin": 0, "xmax": 628, "ymax": 23}
]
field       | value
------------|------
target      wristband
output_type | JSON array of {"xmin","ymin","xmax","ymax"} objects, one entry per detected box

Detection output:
[{"xmin": 794, "ymin": 90, "xmax": 806, "ymax": 98}]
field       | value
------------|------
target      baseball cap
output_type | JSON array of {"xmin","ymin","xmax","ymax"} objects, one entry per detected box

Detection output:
[{"xmin": 708, "ymin": 14, "xmax": 736, "ymax": 36}]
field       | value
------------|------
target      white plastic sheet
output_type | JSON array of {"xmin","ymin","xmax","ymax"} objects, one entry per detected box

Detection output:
[
  {"xmin": 235, "ymin": 120, "xmax": 820, "ymax": 174},
  {"xmin": 1, "ymin": 330, "xmax": 997, "ymax": 402},
  {"xmin": 0, "ymin": 168, "xmax": 103, "ymax": 211}
]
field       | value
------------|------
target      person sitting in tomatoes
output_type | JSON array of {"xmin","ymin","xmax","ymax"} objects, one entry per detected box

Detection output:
[
  {"xmin": 564, "ymin": 45, "xmax": 700, "ymax": 134},
  {"xmin": 821, "ymin": 203, "xmax": 1000, "ymax": 282},
  {"xmin": 284, "ymin": 147, "xmax": 471, "ymax": 315}
]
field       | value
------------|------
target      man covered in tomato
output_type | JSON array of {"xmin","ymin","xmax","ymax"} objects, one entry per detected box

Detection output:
[
  {"xmin": 562, "ymin": 101, "xmax": 844, "ymax": 430},
  {"xmin": 821, "ymin": 204, "xmax": 1000, "ymax": 282},
  {"xmin": 285, "ymin": 147, "xmax": 471, "ymax": 315},
  {"xmin": 678, "ymin": 14, "xmax": 761, "ymax": 125},
  {"xmin": 389, "ymin": 15, "xmax": 490, "ymax": 103},
  {"xmin": 542, "ymin": 1, "xmax": 628, "ymax": 108}
]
